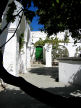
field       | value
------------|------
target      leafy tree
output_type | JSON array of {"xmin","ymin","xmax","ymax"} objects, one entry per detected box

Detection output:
[
  {"xmin": 0, "ymin": 0, "xmax": 81, "ymax": 107},
  {"xmin": 1, "ymin": 0, "xmax": 81, "ymax": 38},
  {"xmin": 33, "ymin": 0, "xmax": 81, "ymax": 39},
  {"xmin": 0, "ymin": 0, "xmax": 8, "ymax": 21}
]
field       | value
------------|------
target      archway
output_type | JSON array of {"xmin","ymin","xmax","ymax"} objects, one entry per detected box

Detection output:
[{"xmin": 52, "ymin": 45, "xmax": 69, "ymax": 65}]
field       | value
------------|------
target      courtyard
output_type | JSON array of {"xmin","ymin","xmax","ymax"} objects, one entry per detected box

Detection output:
[{"xmin": 0, "ymin": 63, "xmax": 81, "ymax": 108}]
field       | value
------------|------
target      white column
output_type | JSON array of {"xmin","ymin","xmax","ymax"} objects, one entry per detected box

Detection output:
[
  {"xmin": 30, "ymin": 45, "xmax": 36, "ymax": 63},
  {"xmin": 26, "ymin": 46, "xmax": 31, "ymax": 68},
  {"xmin": 43, "ymin": 46, "xmax": 46, "ymax": 64},
  {"xmin": 45, "ymin": 44, "xmax": 52, "ymax": 67}
]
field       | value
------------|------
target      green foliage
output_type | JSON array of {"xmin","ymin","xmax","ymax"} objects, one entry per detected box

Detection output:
[
  {"xmin": 56, "ymin": 0, "xmax": 59, "ymax": 4},
  {"xmin": 6, "ymin": 1, "xmax": 16, "ymax": 23},
  {"xmin": 1, "ymin": 0, "xmax": 81, "ymax": 41},
  {"xmin": 1, "ymin": 0, "xmax": 81, "ymax": 39},
  {"xmin": 0, "ymin": 0, "xmax": 8, "ymax": 20},
  {"xmin": 24, "ymin": 9, "xmax": 35, "ymax": 22},
  {"xmin": 2, "ymin": 0, "xmax": 35, "ymax": 25},
  {"xmin": 34, "ymin": 36, "xmax": 69, "ymax": 59},
  {"xmin": 33, "ymin": 0, "xmax": 81, "ymax": 39},
  {"xmin": 19, "ymin": 33, "xmax": 24, "ymax": 51},
  {"xmin": 34, "ymin": 36, "xmax": 69, "ymax": 47},
  {"xmin": 34, "ymin": 38, "xmax": 45, "ymax": 47}
]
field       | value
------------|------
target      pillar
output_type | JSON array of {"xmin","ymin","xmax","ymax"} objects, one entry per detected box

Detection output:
[{"xmin": 45, "ymin": 44, "xmax": 52, "ymax": 67}]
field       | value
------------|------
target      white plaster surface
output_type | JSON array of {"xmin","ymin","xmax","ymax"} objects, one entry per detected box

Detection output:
[
  {"xmin": 31, "ymin": 31, "xmax": 47, "ymax": 44},
  {"xmin": 45, "ymin": 44, "xmax": 52, "ymax": 67},
  {"xmin": 0, "ymin": 0, "xmax": 31, "ymax": 76},
  {"xmin": 31, "ymin": 31, "xmax": 81, "ymax": 59},
  {"xmin": 59, "ymin": 59, "xmax": 81, "ymax": 86}
]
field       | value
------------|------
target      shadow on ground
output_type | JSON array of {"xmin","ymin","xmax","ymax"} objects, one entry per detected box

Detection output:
[
  {"xmin": 44, "ymin": 85, "xmax": 81, "ymax": 97},
  {"xmin": 28, "ymin": 66, "xmax": 81, "ymax": 97},
  {"xmin": 1, "ymin": 66, "xmax": 81, "ymax": 108},
  {"xmin": 0, "ymin": 85, "xmax": 81, "ymax": 108},
  {"xmin": 29, "ymin": 67, "xmax": 58, "ymax": 80},
  {"xmin": 29, "ymin": 66, "xmax": 81, "ymax": 97},
  {"xmin": 0, "ymin": 89, "xmax": 53, "ymax": 108}
]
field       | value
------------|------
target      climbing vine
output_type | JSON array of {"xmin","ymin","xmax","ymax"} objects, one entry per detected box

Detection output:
[
  {"xmin": 19, "ymin": 33, "xmax": 24, "ymax": 51},
  {"xmin": 34, "ymin": 38, "xmax": 45, "ymax": 47},
  {"xmin": 34, "ymin": 36, "xmax": 69, "ymax": 47},
  {"xmin": 34, "ymin": 36, "xmax": 69, "ymax": 59}
]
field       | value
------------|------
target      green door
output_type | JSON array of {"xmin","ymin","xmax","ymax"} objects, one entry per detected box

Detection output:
[{"xmin": 35, "ymin": 46, "xmax": 43, "ymax": 61}]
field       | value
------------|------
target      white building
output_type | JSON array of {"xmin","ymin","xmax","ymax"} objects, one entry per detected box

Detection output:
[
  {"xmin": 30, "ymin": 31, "xmax": 81, "ymax": 67},
  {"xmin": 31, "ymin": 31, "xmax": 81, "ymax": 57},
  {"xmin": 0, "ymin": 0, "xmax": 31, "ymax": 76},
  {"xmin": 1, "ymin": 0, "xmax": 81, "ymax": 76}
]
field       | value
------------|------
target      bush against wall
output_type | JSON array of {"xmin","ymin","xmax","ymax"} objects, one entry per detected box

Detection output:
[{"xmin": 19, "ymin": 33, "xmax": 24, "ymax": 52}]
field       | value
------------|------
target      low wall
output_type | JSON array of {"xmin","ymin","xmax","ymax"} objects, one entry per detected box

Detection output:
[{"xmin": 58, "ymin": 58, "xmax": 81, "ymax": 86}]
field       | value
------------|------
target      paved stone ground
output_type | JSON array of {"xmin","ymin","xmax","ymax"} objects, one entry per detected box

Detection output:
[
  {"xmin": 20, "ymin": 65, "xmax": 81, "ymax": 97},
  {"xmin": 0, "ymin": 63, "xmax": 81, "ymax": 108}
]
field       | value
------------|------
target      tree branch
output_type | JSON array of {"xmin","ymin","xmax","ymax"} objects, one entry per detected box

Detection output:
[
  {"xmin": 0, "ymin": 13, "xmax": 23, "ymax": 49},
  {"xmin": 0, "ymin": 22, "xmax": 9, "ymax": 35},
  {"xmin": 0, "ymin": 9, "xmax": 23, "ymax": 36}
]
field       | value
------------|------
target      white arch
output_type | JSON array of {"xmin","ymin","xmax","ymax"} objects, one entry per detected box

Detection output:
[
  {"xmin": 0, "ymin": 0, "xmax": 31, "ymax": 76},
  {"xmin": 59, "ymin": 43, "xmax": 81, "ymax": 57}
]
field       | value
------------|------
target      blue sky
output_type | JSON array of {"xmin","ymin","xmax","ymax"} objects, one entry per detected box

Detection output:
[
  {"xmin": 28, "ymin": 2, "xmax": 44, "ymax": 31},
  {"xmin": 30, "ymin": 16, "xmax": 44, "ymax": 31}
]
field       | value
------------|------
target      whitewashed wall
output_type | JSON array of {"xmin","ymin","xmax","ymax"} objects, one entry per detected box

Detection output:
[
  {"xmin": 59, "ymin": 58, "xmax": 81, "ymax": 86},
  {"xmin": 0, "ymin": 0, "xmax": 19, "ymax": 76},
  {"xmin": 30, "ymin": 31, "xmax": 47, "ymax": 62},
  {"xmin": 2, "ymin": 28, "xmax": 17, "ymax": 76},
  {"xmin": 0, "ymin": 0, "xmax": 31, "ymax": 76},
  {"xmin": 31, "ymin": 31, "xmax": 47, "ymax": 44},
  {"xmin": 26, "ymin": 24, "xmax": 31, "ymax": 69},
  {"xmin": 31, "ymin": 31, "xmax": 81, "ymax": 63},
  {"xmin": 18, "ymin": 21, "xmax": 31, "ymax": 73},
  {"xmin": 59, "ymin": 43, "xmax": 81, "ymax": 57}
]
